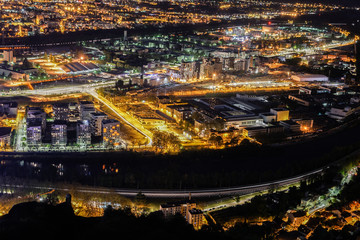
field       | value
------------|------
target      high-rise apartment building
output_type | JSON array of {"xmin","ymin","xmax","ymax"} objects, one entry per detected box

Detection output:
[
  {"xmin": 77, "ymin": 120, "xmax": 91, "ymax": 146},
  {"xmin": 51, "ymin": 120, "xmax": 67, "ymax": 146},
  {"xmin": 53, "ymin": 102, "xmax": 70, "ymax": 121},
  {"xmin": 102, "ymin": 119, "xmax": 121, "ymax": 147},
  {"xmin": 90, "ymin": 112, "xmax": 108, "ymax": 136}
]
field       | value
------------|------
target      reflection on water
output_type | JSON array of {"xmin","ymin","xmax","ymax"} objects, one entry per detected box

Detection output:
[{"xmin": 0, "ymin": 157, "xmax": 121, "ymax": 187}]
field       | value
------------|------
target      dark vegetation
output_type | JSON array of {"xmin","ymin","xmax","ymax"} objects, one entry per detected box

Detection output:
[
  {"xmin": 211, "ymin": 166, "xmax": 342, "ymax": 225},
  {"xmin": 1, "ymin": 120, "xmax": 360, "ymax": 190},
  {"xmin": 2, "ymin": 18, "xmax": 260, "ymax": 46},
  {"xmin": 0, "ymin": 200, "xmax": 225, "ymax": 240},
  {"xmin": 210, "ymin": 158, "xmax": 360, "ymax": 240},
  {"xmin": 2, "ymin": 162, "xmax": 360, "ymax": 240}
]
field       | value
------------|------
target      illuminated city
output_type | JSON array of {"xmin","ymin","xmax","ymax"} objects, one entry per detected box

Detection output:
[{"xmin": 0, "ymin": 0, "xmax": 360, "ymax": 239}]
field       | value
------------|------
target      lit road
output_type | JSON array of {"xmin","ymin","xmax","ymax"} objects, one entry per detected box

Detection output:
[
  {"xmin": 2, "ymin": 168, "xmax": 323, "ymax": 198},
  {"xmin": 0, "ymin": 80, "xmax": 154, "ymax": 147},
  {"xmin": 86, "ymin": 89, "xmax": 153, "ymax": 146},
  {"xmin": 0, "ymin": 81, "xmax": 116, "ymax": 97},
  {"xmin": 263, "ymin": 40, "xmax": 355, "ymax": 58}
]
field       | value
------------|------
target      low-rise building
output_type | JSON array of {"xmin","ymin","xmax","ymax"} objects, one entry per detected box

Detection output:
[
  {"xmin": 270, "ymin": 108, "xmax": 289, "ymax": 122},
  {"xmin": 288, "ymin": 95, "xmax": 311, "ymax": 107},
  {"xmin": 160, "ymin": 200, "xmax": 197, "ymax": 218},
  {"xmin": 0, "ymin": 68, "xmax": 28, "ymax": 80},
  {"xmin": 280, "ymin": 120, "xmax": 301, "ymax": 132},
  {"xmin": 166, "ymin": 104, "xmax": 193, "ymax": 122},
  {"xmin": 327, "ymin": 105, "xmax": 360, "ymax": 120},
  {"xmin": 225, "ymin": 116, "xmax": 264, "ymax": 129},
  {"xmin": 291, "ymin": 73, "xmax": 328, "ymax": 82},
  {"xmin": 0, "ymin": 127, "xmax": 12, "ymax": 148},
  {"xmin": 259, "ymin": 112, "xmax": 277, "ymax": 123}
]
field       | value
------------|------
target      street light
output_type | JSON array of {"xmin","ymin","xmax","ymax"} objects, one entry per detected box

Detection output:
[{"xmin": 212, "ymin": 73, "xmax": 216, "ymax": 91}]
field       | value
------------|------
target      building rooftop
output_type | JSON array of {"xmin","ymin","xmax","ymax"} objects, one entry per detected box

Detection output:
[
  {"xmin": 102, "ymin": 119, "xmax": 120, "ymax": 125},
  {"xmin": 0, "ymin": 127, "xmax": 11, "ymax": 137},
  {"xmin": 90, "ymin": 112, "xmax": 107, "ymax": 117},
  {"xmin": 160, "ymin": 200, "xmax": 196, "ymax": 209},
  {"xmin": 53, "ymin": 102, "xmax": 69, "ymax": 108},
  {"xmin": 280, "ymin": 120, "xmax": 300, "ymax": 126},
  {"xmin": 271, "ymin": 108, "xmax": 289, "ymax": 112},
  {"xmin": 188, "ymin": 209, "xmax": 203, "ymax": 214},
  {"xmin": 52, "ymin": 120, "xmax": 67, "ymax": 125},
  {"xmin": 27, "ymin": 118, "xmax": 42, "ymax": 127}
]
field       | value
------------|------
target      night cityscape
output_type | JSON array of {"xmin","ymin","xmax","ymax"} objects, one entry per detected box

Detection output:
[{"xmin": 1, "ymin": 0, "xmax": 360, "ymax": 239}]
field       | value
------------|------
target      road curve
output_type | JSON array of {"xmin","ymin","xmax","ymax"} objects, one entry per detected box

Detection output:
[{"xmin": 2, "ymin": 168, "xmax": 323, "ymax": 198}]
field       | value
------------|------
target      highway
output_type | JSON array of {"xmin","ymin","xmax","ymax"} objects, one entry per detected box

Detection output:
[
  {"xmin": 1, "ymin": 168, "xmax": 323, "ymax": 198},
  {"xmin": 0, "ymin": 80, "xmax": 116, "ymax": 97}
]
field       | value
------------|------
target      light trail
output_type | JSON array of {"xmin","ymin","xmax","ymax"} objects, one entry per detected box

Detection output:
[{"xmin": 0, "ymin": 168, "xmax": 323, "ymax": 198}]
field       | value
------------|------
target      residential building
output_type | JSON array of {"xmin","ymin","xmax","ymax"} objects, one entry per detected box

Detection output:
[
  {"xmin": 27, "ymin": 107, "xmax": 46, "ymax": 131},
  {"xmin": 0, "ymin": 102, "xmax": 18, "ymax": 116},
  {"xmin": 186, "ymin": 209, "xmax": 205, "ymax": 230},
  {"xmin": 26, "ymin": 120, "xmax": 42, "ymax": 146},
  {"xmin": 102, "ymin": 119, "xmax": 121, "ymax": 147},
  {"xmin": 51, "ymin": 120, "xmax": 67, "ymax": 146},
  {"xmin": 160, "ymin": 201, "xmax": 197, "ymax": 218},
  {"xmin": 53, "ymin": 102, "xmax": 70, "ymax": 121},
  {"xmin": 3, "ymin": 50, "xmax": 14, "ymax": 63},
  {"xmin": 0, "ymin": 127, "xmax": 12, "ymax": 148},
  {"xmin": 77, "ymin": 120, "xmax": 91, "ymax": 146},
  {"xmin": 80, "ymin": 101, "xmax": 95, "ymax": 121},
  {"xmin": 90, "ymin": 112, "xmax": 108, "ymax": 136}
]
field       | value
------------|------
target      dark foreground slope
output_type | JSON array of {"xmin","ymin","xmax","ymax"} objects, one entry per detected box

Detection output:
[{"xmin": 0, "ymin": 201, "xmax": 224, "ymax": 240}]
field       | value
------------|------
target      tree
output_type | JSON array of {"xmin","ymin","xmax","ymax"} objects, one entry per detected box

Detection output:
[
  {"xmin": 229, "ymin": 136, "xmax": 240, "ymax": 146},
  {"xmin": 152, "ymin": 130, "xmax": 181, "ymax": 153},
  {"xmin": 285, "ymin": 57, "xmax": 301, "ymax": 66},
  {"xmin": 210, "ymin": 118, "xmax": 225, "ymax": 131},
  {"xmin": 21, "ymin": 58, "xmax": 32, "ymax": 69},
  {"xmin": 45, "ymin": 192, "xmax": 60, "ymax": 205},
  {"xmin": 214, "ymin": 136, "xmax": 223, "ymax": 147}
]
